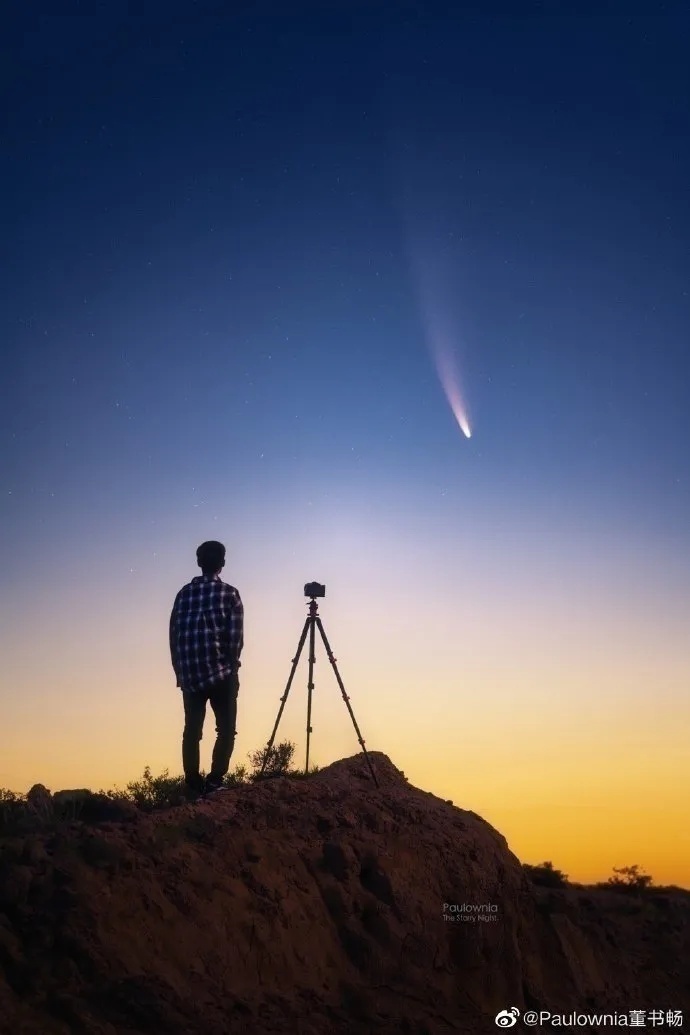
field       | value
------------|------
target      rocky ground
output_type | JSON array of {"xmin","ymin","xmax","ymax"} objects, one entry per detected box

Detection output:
[{"xmin": 1, "ymin": 752, "xmax": 688, "ymax": 1034}]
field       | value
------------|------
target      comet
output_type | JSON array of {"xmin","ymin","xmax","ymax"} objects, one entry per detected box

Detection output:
[
  {"xmin": 418, "ymin": 285, "xmax": 472, "ymax": 440},
  {"xmin": 430, "ymin": 328, "xmax": 472, "ymax": 439},
  {"xmin": 403, "ymin": 227, "xmax": 473, "ymax": 441}
]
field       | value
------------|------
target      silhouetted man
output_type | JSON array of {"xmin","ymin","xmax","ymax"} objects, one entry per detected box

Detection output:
[{"xmin": 169, "ymin": 541, "xmax": 244, "ymax": 795}]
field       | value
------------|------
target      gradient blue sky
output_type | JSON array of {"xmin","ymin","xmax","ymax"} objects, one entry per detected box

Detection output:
[{"xmin": 2, "ymin": 4, "xmax": 689, "ymax": 885}]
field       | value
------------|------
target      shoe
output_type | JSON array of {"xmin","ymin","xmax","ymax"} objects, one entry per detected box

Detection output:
[
  {"xmin": 184, "ymin": 775, "xmax": 205, "ymax": 796},
  {"xmin": 203, "ymin": 776, "xmax": 224, "ymax": 795}
]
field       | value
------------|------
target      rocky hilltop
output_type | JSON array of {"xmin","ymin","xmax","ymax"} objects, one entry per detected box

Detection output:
[{"xmin": 1, "ymin": 752, "xmax": 688, "ymax": 1034}]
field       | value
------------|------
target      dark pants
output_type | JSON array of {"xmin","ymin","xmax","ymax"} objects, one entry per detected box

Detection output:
[{"xmin": 182, "ymin": 674, "xmax": 239, "ymax": 785}]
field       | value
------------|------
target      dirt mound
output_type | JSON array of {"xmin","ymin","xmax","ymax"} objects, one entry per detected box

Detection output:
[{"xmin": 1, "ymin": 751, "xmax": 688, "ymax": 1034}]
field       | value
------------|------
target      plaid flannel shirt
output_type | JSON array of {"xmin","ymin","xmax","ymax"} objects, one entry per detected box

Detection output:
[{"xmin": 169, "ymin": 574, "xmax": 244, "ymax": 693}]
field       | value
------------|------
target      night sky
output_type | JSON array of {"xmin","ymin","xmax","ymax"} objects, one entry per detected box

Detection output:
[{"xmin": 2, "ymin": 4, "xmax": 689, "ymax": 886}]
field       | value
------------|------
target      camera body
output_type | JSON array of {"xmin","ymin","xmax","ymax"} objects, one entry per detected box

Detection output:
[{"xmin": 304, "ymin": 582, "xmax": 326, "ymax": 598}]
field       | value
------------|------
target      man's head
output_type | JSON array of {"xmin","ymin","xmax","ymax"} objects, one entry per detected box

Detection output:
[{"xmin": 196, "ymin": 540, "xmax": 226, "ymax": 576}]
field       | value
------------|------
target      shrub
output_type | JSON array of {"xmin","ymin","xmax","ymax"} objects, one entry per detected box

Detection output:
[
  {"xmin": 289, "ymin": 764, "xmax": 320, "ymax": 778},
  {"xmin": 248, "ymin": 740, "xmax": 296, "ymax": 778},
  {"xmin": 122, "ymin": 767, "xmax": 187, "ymax": 811},
  {"xmin": 246, "ymin": 741, "xmax": 320, "ymax": 779},
  {"xmin": 0, "ymin": 789, "xmax": 22, "ymax": 803},
  {"xmin": 224, "ymin": 764, "xmax": 248, "ymax": 787},
  {"xmin": 606, "ymin": 865, "xmax": 653, "ymax": 891},
  {"xmin": 524, "ymin": 861, "xmax": 569, "ymax": 888},
  {"xmin": 0, "ymin": 789, "xmax": 27, "ymax": 833}
]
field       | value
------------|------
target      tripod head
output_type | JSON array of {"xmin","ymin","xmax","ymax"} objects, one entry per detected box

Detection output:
[{"xmin": 304, "ymin": 581, "xmax": 325, "ymax": 615}]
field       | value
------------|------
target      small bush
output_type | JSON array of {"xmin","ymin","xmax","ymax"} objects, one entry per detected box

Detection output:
[
  {"xmin": 0, "ymin": 789, "xmax": 27, "ymax": 833},
  {"xmin": 524, "ymin": 861, "xmax": 569, "ymax": 888},
  {"xmin": 606, "ymin": 865, "xmax": 654, "ymax": 891},
  {"xmin": 223, "ymin": 764, "xmax": 248, "ymax": 787},
  {"xmin": 102, "ymin": 788, "xmax": 137, "ymax": 807},
  {"xmin": 0, "ymin": 789, "xmax": 23, "ymax": 803},
  {"xmin": 123, "ymin": 767, "xmax": 187, "ymax": 811},
  {"xmin": 248, "ymin": 740, "xmax": 296, "ymax": 778},
  {"xmin": 288, "ymin": 764, "xmax": 320, "ymax": 779}
]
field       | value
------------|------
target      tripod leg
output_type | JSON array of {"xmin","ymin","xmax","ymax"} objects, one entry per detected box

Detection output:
[
  {"xmin": 315, "ymin": 617, "xmax": 379, "ymax": 788},
  {"xmin": 305, "ymin": 611, "xmax": 317, "ymax": 775},
  {"xmin": 260, "ymin": 616, "xmax": 310, "ymax": 778}
]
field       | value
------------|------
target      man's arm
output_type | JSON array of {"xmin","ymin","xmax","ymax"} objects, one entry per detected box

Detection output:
[
  {"xmin": 169, "ymin": 594, "xmax": 179, "ymax": 673},
  {"xmin": 227, "ymin": 588, "xmax": 244, "ymax": 669}
]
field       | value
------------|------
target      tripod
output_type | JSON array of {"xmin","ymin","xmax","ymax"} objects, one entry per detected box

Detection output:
[{"xmin": 260, "ymin": 595, "xmax": 379, "ymax": 787}]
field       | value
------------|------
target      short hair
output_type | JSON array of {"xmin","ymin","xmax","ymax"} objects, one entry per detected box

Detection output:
[{"xmin": 196, "ymin": 540, "xmax": 226, "ymax": 574}]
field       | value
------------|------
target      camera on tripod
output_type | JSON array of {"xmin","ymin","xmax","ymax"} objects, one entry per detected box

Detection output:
[{"xmin": 259, "ymin": 582, "xmax": 378, "ymax": 786}]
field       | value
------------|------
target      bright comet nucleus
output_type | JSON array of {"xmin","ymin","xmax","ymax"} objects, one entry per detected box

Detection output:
[{"xmin": 441, "ymin": 371, "xmax": 472, "ymax": 439}]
